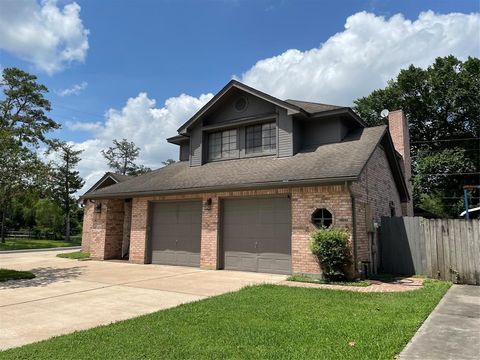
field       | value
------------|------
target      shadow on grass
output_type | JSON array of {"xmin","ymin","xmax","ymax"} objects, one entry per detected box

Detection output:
[{"xmin": 0, "ymin": 266, "xmax": 85, "ymax": 289}]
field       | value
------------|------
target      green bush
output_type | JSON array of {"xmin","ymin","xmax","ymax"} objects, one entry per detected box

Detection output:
[{"xmin": 310, "ymin": 228, "xmax": 352, "ymax": 280}]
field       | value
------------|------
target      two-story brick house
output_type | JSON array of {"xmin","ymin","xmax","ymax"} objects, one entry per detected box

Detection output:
[{"xmin": 81, "ymin": 80, "xmax": 413, "ymax": 276}]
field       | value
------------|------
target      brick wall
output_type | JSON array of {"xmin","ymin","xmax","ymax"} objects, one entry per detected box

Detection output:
[
  {"xmin": 118, "ymin": 185, "xmax": 353, "ymax": 274},
  {"xmin": 81, "ymin": 150, "xmax": 402, "ymax": 275},
  {"xmin": 81, "ymin": 201, "xmax": 93, "ymax": 253},
  {"xmin": 83, "ymin": 199, "xmax": 125, "ymax": 260},
  {"xmin": 350, "ymin": 146, "xmax": 403, "ymax": 271}
]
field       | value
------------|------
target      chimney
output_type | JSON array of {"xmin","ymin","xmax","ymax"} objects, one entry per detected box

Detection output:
[{"xmin": 388, "ymin": 110, "xmax": 414, "ymax": 216}]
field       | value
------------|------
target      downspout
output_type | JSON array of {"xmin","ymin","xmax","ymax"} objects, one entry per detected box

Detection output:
[{"xmin": 347, "ymin": 181, "xmax": 358, "ymax": 274}]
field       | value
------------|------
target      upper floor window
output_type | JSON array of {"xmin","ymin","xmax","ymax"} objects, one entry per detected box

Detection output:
[
  {"xmin": 208, "ymin": 129, "xmax": 237, "ymax": 160},
  {"xmin": 246, "ymin": 122, "xmax": 276, "ymax": 154}
]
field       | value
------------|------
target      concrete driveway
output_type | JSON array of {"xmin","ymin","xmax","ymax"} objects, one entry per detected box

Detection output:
[{"xmin": 0, "ymin": 250, "xmax": 285, "ymax": 350}]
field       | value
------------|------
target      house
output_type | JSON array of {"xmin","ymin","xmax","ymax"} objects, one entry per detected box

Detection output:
[{"xmin": 81, "ymin": 80, "xmax": 413, "ymax": 276}]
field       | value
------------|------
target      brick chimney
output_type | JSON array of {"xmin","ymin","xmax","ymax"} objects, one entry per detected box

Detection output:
[{"xmin": 388, "ymin": 110, "xmax": 414, "ymax": 216}]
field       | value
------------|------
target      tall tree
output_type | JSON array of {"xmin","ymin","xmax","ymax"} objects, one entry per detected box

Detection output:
[
  {"xmin": 354, "ymin": 56, "xmax": 480, "ymax": 216},
  {"xmin": 0, "ymin": 67, "xmax": 60, "ymax": 241},
  {"xmin": 0, "ymin": 131, "xmax": 48, "ymax": 242},
  {"xmin": 101, "ymin": 138, "xmax": 151, "ymax": 175},
  {"xmin": 50, "ymin": 144, "xmax": 84, "ymax": 242},
  {"xmin": 0, "ymin": 67, "xmax": 60, "ymax": 147}
]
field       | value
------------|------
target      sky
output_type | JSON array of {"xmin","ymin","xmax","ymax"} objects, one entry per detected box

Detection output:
[{"xmin": 0, "ymin": 0, "xmax": 479, "ymax": 193}]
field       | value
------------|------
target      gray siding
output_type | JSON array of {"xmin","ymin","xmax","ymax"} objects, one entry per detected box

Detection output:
[
  {"xmin": 189, "ymin": 125, "xmax": 203, "ymax": 166},
  {"xmin": 179, "ymin": 142, "xmax": 189, "ymax": 161},
  {"xmin": 301, "ymin": 117, "xmax": 345, "ymax": 148},
  {"xmin": 277, "ymin": 109, "xmax": 293, "ymax": 158},
  {"xmin": 292, "ymin": 118, "xmax": 302, "ymax": 155},
  {"xmin": 204, "ymin": 91, "xmax": 276, "ymax": 125}
]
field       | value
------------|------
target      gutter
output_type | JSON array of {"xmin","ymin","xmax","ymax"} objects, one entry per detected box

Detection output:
[{"xmin": 81, "ymin": 175, "xmax": 359, "ymax": 200}]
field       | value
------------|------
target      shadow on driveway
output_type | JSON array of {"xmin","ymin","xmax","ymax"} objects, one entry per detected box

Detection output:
[{"xmin": 0, "ymin": 266, "xmax": 85, "ymax": 289}]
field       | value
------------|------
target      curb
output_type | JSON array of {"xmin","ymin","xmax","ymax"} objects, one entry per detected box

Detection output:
[{"xmin": 0, "ymin": 246, "xmax": 81, "ymax": 254}]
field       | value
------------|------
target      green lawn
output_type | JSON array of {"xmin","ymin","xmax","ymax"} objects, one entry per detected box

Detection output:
[
  {"xmin": 56, "ymin": 251, "xmax": 90, "ymax": 260},
  {"xmin": 0, "ymin": 280, "xmax": 450, "ymax": 360},
  {"xmin": 0, "ymin": 268, "xmax": 35, "ymax": 282},
  {"xmin": 0, "ymin": 238, "xmax": 80, "ymax": 251}
]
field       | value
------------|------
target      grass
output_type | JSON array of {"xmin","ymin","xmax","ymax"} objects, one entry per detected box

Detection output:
[
  {"xmin": 56, "ymin": 251, "xmax": 90, "ymax": 260},
  {"xmin": 0, "ymin": 280, "xmax": 450, "ymax": 360},
  {"xmin": 0, "ymin": 238, "xmax": 80, "ymax": 251},
  {"xmin": 287, "ymin": 274, "xmax": 370, "ymax": 287},
  {"xmin": 0, "ymin": 268, "xmax": 35, "ymax": 282}
]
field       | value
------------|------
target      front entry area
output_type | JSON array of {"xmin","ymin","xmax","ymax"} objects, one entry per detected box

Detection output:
[
  {"xmin": 149, "ymin": 201, "xmax": 202, "ymax": 267},
  {"xmin": 221, "ymin": 197, "xmax": 292, "ymax": 274}
]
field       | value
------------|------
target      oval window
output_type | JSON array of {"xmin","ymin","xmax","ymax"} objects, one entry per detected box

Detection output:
[{"xmin": 311, "ymin": 208, "xmax": 333, "ymax": 228}]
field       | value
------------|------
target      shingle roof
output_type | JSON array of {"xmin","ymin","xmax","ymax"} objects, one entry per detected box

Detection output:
[
  {"xmin": 284, "ymin": 99, "xmax": 343, "ymax": 113},
  {"xmin": 83, "ymin": 126, "xmax": 387, "ymax": 199},
  {"xmin": 108, "ymin": 172, "xmax": 130, "ymax": 183}
]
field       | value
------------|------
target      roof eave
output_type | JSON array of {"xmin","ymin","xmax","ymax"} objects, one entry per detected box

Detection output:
[{"xmin": 81, "ymin": 176, "xmax": 358, "ymax": 200}]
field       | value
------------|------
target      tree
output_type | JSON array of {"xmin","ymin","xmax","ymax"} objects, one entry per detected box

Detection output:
[
  {"xmin": 101, "ymin": 138, "xmax": 151, "ymax": 175},
  {"xmin": 0, "ymin": 67, "xmax": 60, "ymax": 147},
  {"xmin": 0, "ymin": 131, "xmax": 49, "ymax": 242},
  {"xmin": 162, "ymin": 159, "xmax": 176, "ymax": 166},
  {"xmin": 50, "ymin": 144, "xmax": 84, "ymax": 241},
  {"xmin": 0, "ymin": 67, "xmax": 60, "ymax": 241},
  {"xmin": 354, "ymin": 56, "xmax": 480, "ymax": 216}
]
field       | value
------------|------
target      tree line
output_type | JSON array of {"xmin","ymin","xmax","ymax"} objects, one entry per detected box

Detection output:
[
  {"xmin": 354, "ymin": 55, "xmax": 479, "ymax": 217},
  {"xmin": 0, "ymin": 68, "xmax": 171, "ymax": 243}
]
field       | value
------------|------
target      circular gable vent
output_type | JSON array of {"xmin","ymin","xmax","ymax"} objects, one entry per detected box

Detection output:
[{"xmin": 234, "ymin": 96, "xmax": 248, "ymax": 112}]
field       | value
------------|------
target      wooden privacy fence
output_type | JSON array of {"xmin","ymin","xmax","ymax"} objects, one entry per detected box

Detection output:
[{"xmin": 380, "ymin": 217, "xmax": 480, "ymax": 285}]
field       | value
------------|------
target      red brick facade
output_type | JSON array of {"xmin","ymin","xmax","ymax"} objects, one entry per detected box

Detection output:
[{"xmin": 81, "ymin": 145, "xmax": 406, "ymax": 276}]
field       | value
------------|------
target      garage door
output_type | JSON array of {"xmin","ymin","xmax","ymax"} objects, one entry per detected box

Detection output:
[
  {"xmin": 222, "ymin": 197, "xmax": 291, "ymax": 274},
  {"xmin": 150, "ymin": 201, "xmax": 202, "ymax": 267}
]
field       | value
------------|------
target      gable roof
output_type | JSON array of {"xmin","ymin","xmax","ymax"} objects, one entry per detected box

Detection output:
[
  {"xmin": 177, "ymin": 80, "xmax": 306, "ymax": 134},
  {"xmin": 83, "ymin": 126, "xmax": 409, "ymax": 200},
  {"xmin": 84, "ymin": 172, "xmax": 130, "ymax": 195}
]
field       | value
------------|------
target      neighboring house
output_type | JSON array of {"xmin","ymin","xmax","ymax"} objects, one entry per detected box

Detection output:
[{"xmin": 81, "ymin": 80, "xmax": 413, "ymax": 276}]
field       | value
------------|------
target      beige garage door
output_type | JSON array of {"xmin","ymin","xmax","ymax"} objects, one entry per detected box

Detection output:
[{"xmin": 222, "ymin": 197, "xmax": 292, "ymax": 274}]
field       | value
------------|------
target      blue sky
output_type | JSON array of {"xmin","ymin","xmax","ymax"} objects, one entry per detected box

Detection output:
[{"xmin": 0, "ymin": 0, "xmax": 478, "ymax": 190}]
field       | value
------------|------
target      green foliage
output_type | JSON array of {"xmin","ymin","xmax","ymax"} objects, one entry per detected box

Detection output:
[
  {"xmin": 101, "ymin": 138, "xmax": 151, "ymax": 175},
  {"xmin": 0, "ymin": 67, "xmax": 60, "ymax": 147},
  {"xmin": 310, "ymin": 228, "xmax": 352, "ymax": 280},
  {"xmin": 56, "ymin": 251, "xmax": 90, "ymax": 260},
  {"xmin": 354, "ymin": 56, "xmax": 480, "ymax": 216},
  {"xmin": 0, "ymin": 268, "xmax": 35, "ymax": 282},
  {"xmin": 49, "ymin": 143, "xmax": 85, "ymax": 240},
  {"xmin": 34, "ymin": 199, "xmax": 64, "ymax": 238},
  {"xmin": 0, "ymin": 281, "xmax": 451, "ymax": 359}
]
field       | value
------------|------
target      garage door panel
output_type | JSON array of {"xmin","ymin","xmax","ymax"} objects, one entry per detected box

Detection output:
[
  {"xmin": 222, "ymin": 197, "xmax": 292, "ymax": 274},
  {"xmin": 224, "ymin": 251, "xmax": 257, "ymax": 272},
  {"xmin": 150, "ymin": 201, "xmax": 201, "ymax": 267}
]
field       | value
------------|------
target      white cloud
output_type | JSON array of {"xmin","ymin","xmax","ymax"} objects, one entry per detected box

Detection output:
[
  {"xmin": 57, "ymin": 81, "xmax": 88, "ymax": 96},
  {"xmin": 73, "ymin": 92, "xmax": 213, "ymax": 193},
  {"xmin": 0, "ymin": 0, "xmax": 89, "ymax": 74},
  {"xmin": 237, "ymin": 11, "xmax": 480, "ymax": 105}
]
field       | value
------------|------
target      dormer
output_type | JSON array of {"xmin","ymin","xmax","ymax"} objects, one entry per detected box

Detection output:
[{"xmin": 167, "ymin": 80, "xmax": 366, "ymax": 166}]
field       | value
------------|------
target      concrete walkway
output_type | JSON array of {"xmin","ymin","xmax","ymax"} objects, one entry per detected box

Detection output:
[
  {"xmin": 400, "ymin": 285, "xmax": 480, "ymax": 360},
  {"xmin": 0, "ymin": 250, "xmax": 285, "ymax": 350}
]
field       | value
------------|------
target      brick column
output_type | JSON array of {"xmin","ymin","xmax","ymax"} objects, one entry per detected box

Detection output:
[
  {"xmin": 89, "ymin": 199, "xmax": 124, "ymax": 260},
  {"xmin": 81, "ymin": 201, "xmax": 94, "ymax": 253},
  {"xmin": 200, "ymin": 195, "xmax": 219, "ymax": 269},
  {"xmin": 129, "ymin": 197, "xmax": 149, "ymax": 264}
]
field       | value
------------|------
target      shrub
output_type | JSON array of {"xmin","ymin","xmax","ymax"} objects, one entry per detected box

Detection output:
[{"xmin": 310, "ymin": 228, "xmax": 352, "ymax": 280}]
